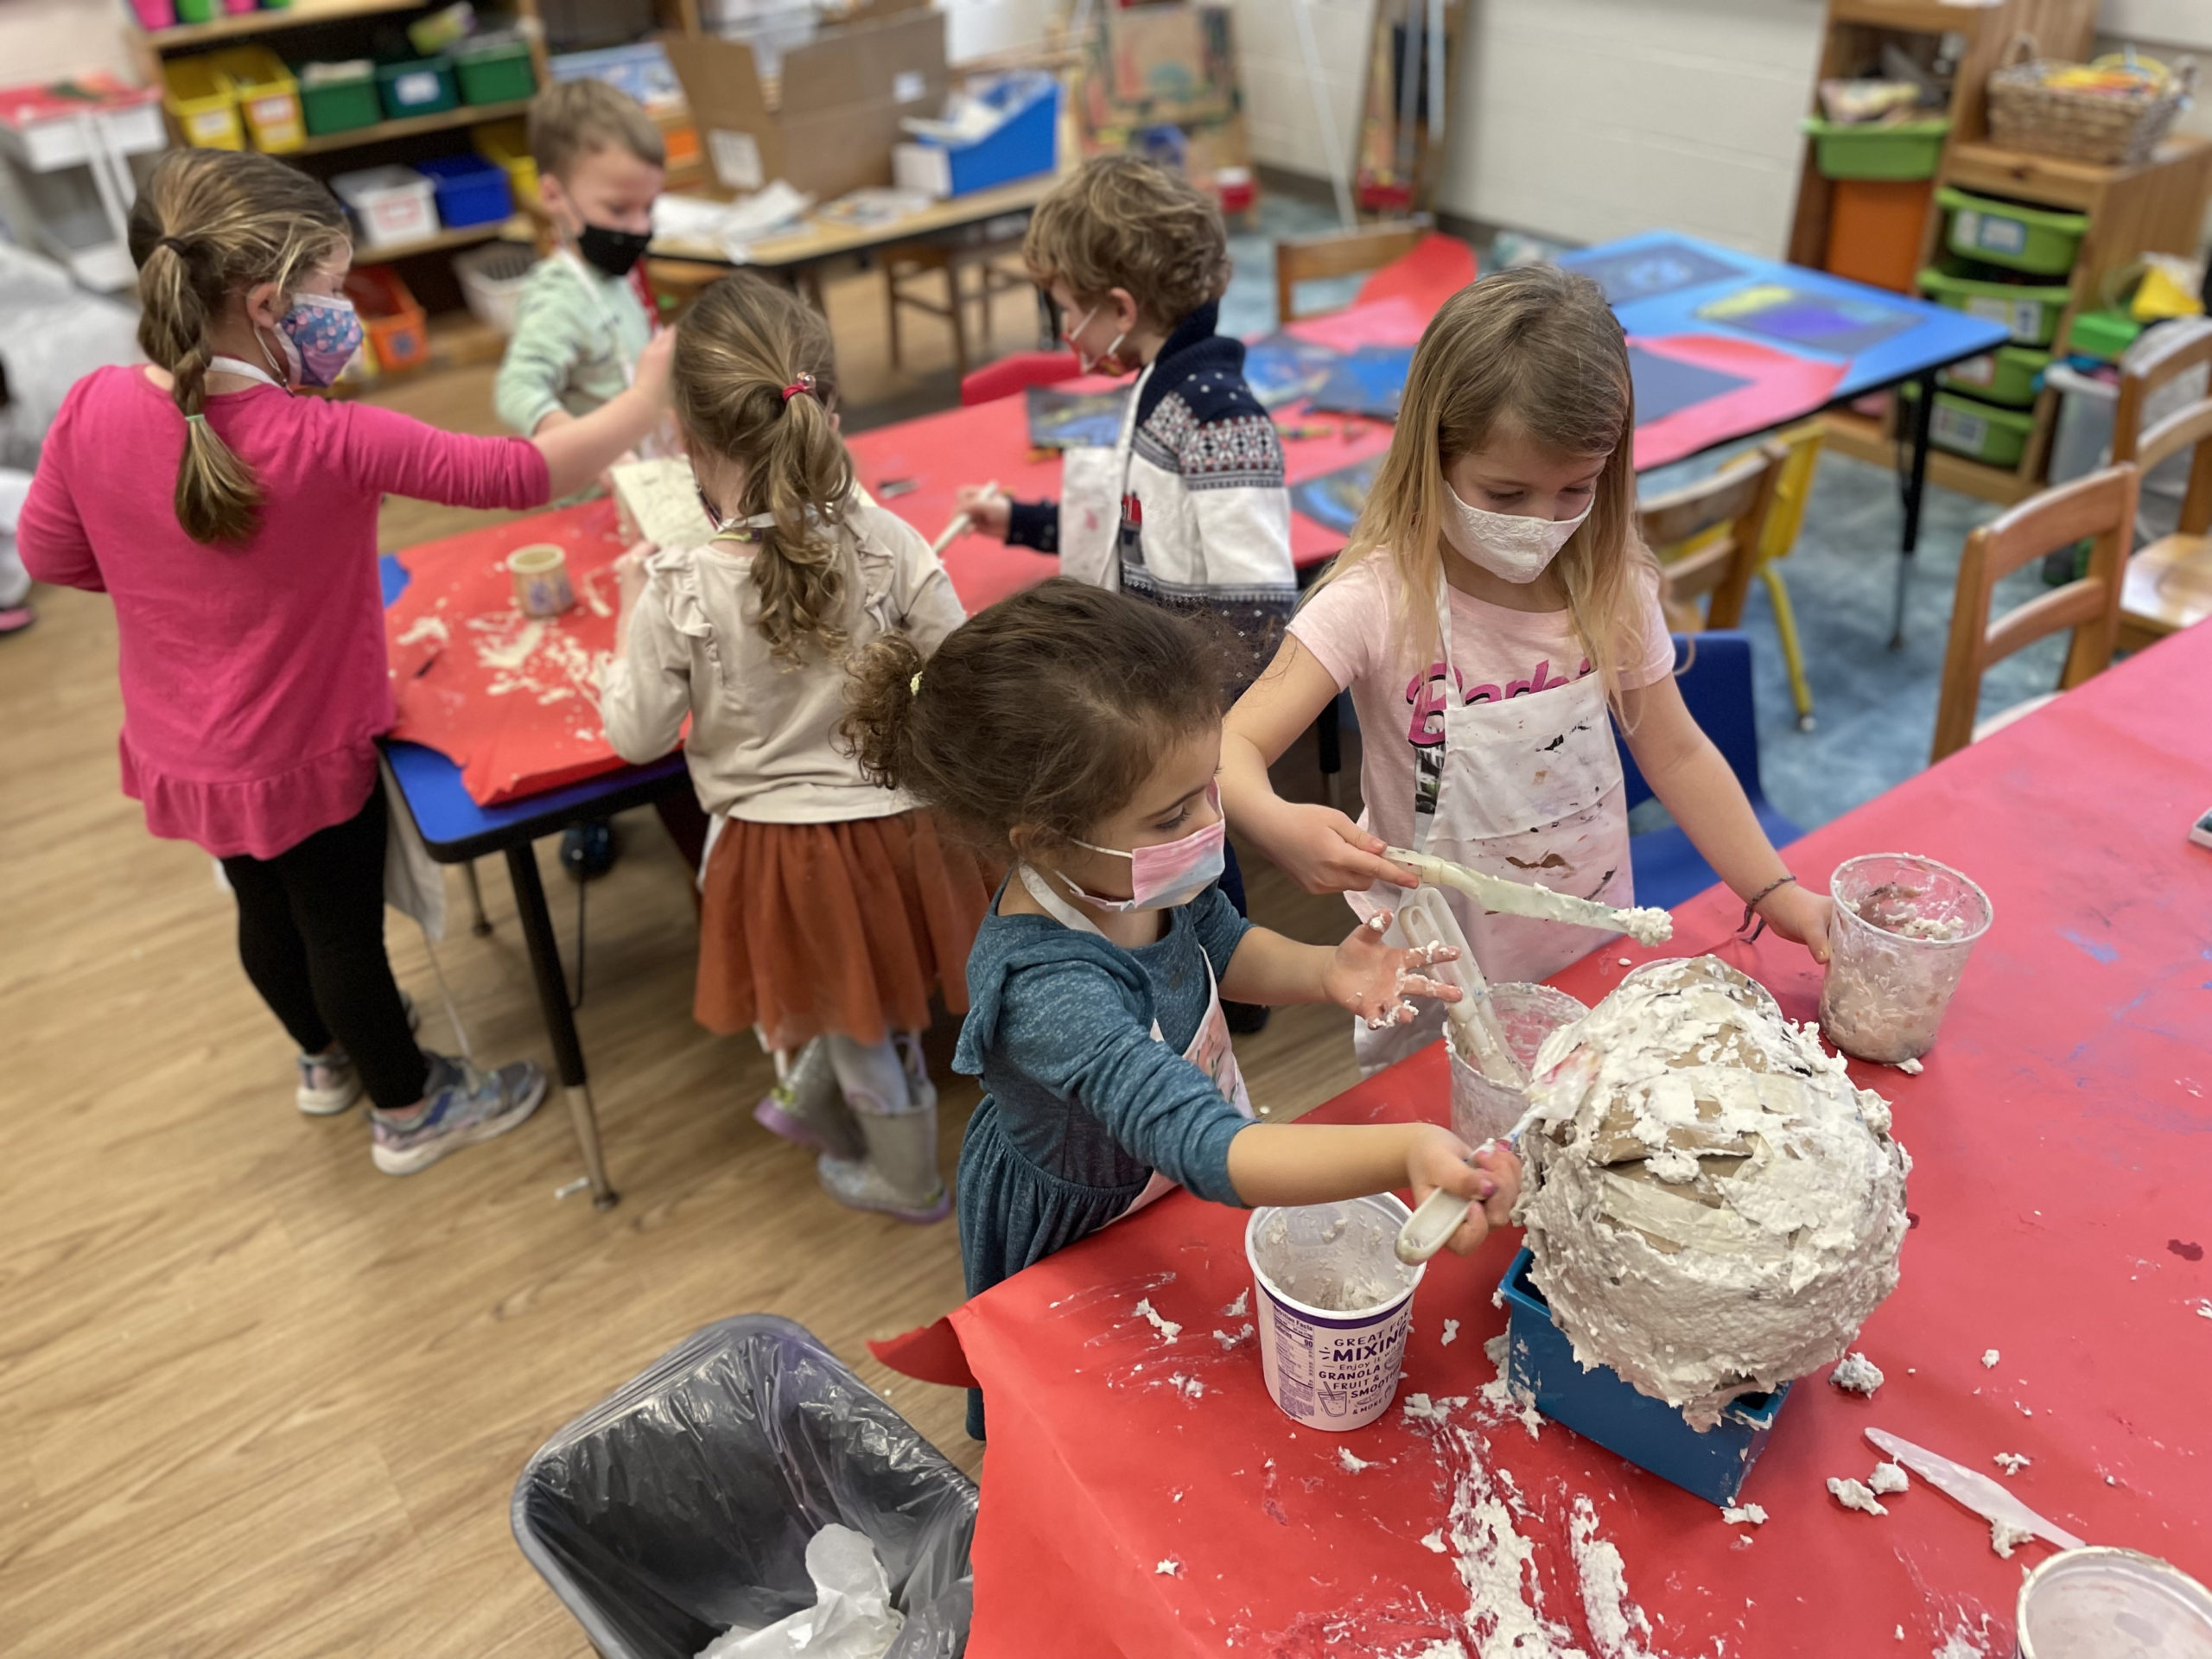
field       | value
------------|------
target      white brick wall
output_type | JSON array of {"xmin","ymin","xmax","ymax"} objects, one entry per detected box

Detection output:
[{"xmin": 1227, "ymin": 0, "xmax": 1374, "ymax": 184}]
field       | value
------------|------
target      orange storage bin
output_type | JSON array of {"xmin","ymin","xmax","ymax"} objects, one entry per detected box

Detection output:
[
  {"xmin": 1824, "ymin": 178, "xmax": 1932, "ymax": 295},
  {"xmin": 342, "ymin": 264, "xmax": 429, "ymax": 374}
]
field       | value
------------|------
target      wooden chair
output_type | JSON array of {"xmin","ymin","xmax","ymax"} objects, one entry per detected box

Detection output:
[
  {"xmin": 1637, "ymin": 442, "xmax": 1785, "ymax": 637},
  {"xmin": 885, "ymin": 224, "xmax": 1032, "ymax": 383},
  {"xmin": 2110, "ymin": 316, "xmax": 2212, "ymax": 652},
  {"xmin": 1929, "ymin": 464, "xmax": 2139, "ymax": 764},
  {"xmin": 1748, "ymin": 420, "xmax": 1826, "ymax": 730},
  {"xmin": 1274, "ymin": 219, "xmax": 1429, "ymax": 323}
]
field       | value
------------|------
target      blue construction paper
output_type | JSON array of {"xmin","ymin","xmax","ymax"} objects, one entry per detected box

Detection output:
[
  {"xmin": 1026, "ymin": 385, "xmax": 1130, "ymax": 448},
  {"xmin": 1627, "ymin": 345, "xmax": 1752, "ymax": 424},
  {"xmin": 1289, "ymin": 454, "xmax": 1383, "ymax": 537},
  {"xmin": 1243, "ymin": 333, "xmax": 1344, "ymax": 408},
  {"xmin": 1308, "ymin": 346, "xmax": 1414, "ymax": 419},
  {"xmin": 1562, "ymin": 238, "xmax": 1746, "ymax": 305}
]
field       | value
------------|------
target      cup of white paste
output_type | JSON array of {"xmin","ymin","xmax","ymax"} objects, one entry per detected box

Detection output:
[
  {"xmin": 1819, "ymin": 852, "xmax": 1992, "ymax": 1065},
  {"xmin": 1449, "ymin": 982, "xmax": 1590, "ymax": 1144},
  {"xmin": 2015, "ymin": 1547, "xmax": 2212, "ymax": 1659},
  {"xmin": 509, "ymin": 543, "xmax": 575, "ymax": 618},
  {"xmin": 1244, "ymin": 1194, "xmax": 1423, "ymax": 1432}
]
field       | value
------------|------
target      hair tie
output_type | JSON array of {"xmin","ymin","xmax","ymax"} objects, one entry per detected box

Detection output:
[
  {"xmin": 185, "ymin": 411, "xmax": 208, "ymax": 426},
  {"xmin": 909, "ymin": 671, "xmax": 923, "ymax": 696},
  {"xmin": 781, "ymin": 371, "xmax": 817, "ymax": 404},
  {"xmin": 159, "ymin": 234, "xmax": 191, "ymax": 257}
]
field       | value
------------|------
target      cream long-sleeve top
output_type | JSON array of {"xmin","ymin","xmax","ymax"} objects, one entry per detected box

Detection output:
[{"xmin": 599, "ymin": 487, "xmax": 965, "ymax": 823}]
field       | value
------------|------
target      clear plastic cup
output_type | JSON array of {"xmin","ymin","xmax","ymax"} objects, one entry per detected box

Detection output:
[
  {"xmin": 2016, "ymin": 1547, "xmax": 2212, "ymax": 1659},
  {"xmin": 1819, "ymin": 853, "xmax": 1993, "ymax": 1065},
  {"xmin": 1448, "ymin": 983, "xmax": 1592, "ymax": 1144}
]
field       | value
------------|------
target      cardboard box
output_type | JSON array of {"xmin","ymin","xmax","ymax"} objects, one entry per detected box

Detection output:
[{"xmin": 663, "ymin": 3, "xmax": 949, "ymax": 202}]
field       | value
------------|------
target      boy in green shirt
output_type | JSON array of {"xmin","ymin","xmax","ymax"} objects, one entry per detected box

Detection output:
[
  {"xmin": 497, "ymin": 79, "xmax": 668, "ymax": 878},
  {"xmin": 494, "ymin": 79, "xmax": 665, "ymax": 441}
]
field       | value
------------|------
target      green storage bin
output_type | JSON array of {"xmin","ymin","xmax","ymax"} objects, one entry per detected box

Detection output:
[
  {"xmin": 452, "ymin": 30, "xmax": 537, "ymax": 105},
  {"xmin": 1917, "ymin": 261, "xmax": 2072, "ymax": 347},
  {"xmin": 296, "ymin": 60, "xmax": 381, "ymax": 137},
  {"xmin": 1938, "ymin": 343, "xmax": 2050, "ymax": 408},
  {"xmin": 377, "ymin": 57, "xmax": 457, "ymax": 120},
  {"xmin": 1900, "ymin": 383, "xmax": 2036, "ymax": 468},
  {"xmin": 2065, "ymin": 308, "xmax": 2143, "ymax": 363},
  {"xmin": 175, "ymin": 0, "xmax": 216, "ymax": 21},
  {"xmin": 1936, "ymin": 187, "xmax": 2088, "ymax": 276},
  {"xmin": 1802, "ymin": 117, "xmax": 1951, "ymax": 181}
]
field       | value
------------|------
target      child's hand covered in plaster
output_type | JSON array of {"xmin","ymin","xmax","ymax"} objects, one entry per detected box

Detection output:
[
  {"xmin": 1407, "ymin": 1128, "xmax": 1520, "ymax": 1254},
  {"xmin": 1323, "ymin": 908, "xmax": 1463, "ymax": 1029}
]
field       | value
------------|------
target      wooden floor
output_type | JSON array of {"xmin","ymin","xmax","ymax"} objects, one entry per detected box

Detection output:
[{"xmin": 0, "ymin": 263, "xmax": 1370, "ymax": 1656}]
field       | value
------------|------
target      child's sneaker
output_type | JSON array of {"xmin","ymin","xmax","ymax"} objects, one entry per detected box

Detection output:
[
  {"xmin": 370, "ymin": 1053, "xmax": 546, "ymax": 1175},
  {"xmin": 293, "ymin": 992, "xmax": 419, "ymax": 1116},
  {"xmin": 296, "ymin": 1049, "xmax": 362, "ymax": 1116},
  {"xmin": 753, "ymin": 1036, "xmax": 864, "ymax": 1160}
]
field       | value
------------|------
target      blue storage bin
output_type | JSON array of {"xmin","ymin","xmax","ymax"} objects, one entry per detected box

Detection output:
[
  {"xmin": 1500, "ymin": 1249, "xmax": 1790, "ymax": 1506},
  {"xmin": 415, "ymin": 153, "xmax": 514, "ymax": 229},
  {"xmin": 894, "ymin": 73, "xmax": 1059, "ymax": 199}
]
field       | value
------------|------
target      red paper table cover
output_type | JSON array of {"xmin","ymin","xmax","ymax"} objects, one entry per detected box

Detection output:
[
  {"xmin": 384, "ymin": 499, "xmax": 635, "ymax": 805},
  {"xmin": 945, "ymin": 627, "xmax": 2212, "ymax": 1657}
]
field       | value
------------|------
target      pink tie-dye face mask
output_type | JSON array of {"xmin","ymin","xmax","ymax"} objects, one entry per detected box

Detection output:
[
  {"xmin": 1060, "ymin": 785, "xmax": 1227, "ymax": 912},
  {"xmin": 270, "ymin": 293, "xmax": 364, "ymax": 388}
]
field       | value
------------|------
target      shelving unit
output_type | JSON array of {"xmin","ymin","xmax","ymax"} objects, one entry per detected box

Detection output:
[
  {"xmin": 1785, "ymin": 0, "xmax": 2212, "ymax": 506},
  {"xmin": 1821, "ymin": 136, "xmax": 2212, "ymax": 502},
  {"xmin": 292, "ymin": 96, "xmax": 531, "ymax": 156},
  {"xmin": 140, "ymin": 0, "xmax": 428, "ymax": 52}
]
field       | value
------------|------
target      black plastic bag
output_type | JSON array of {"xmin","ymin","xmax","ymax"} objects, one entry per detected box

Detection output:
[{"xmin": 512, "ymin": 1315, "xmax": 976, "ymax": 1659}]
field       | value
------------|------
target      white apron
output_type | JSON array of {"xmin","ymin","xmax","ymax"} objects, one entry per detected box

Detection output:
[
  {"xmin": 1352, "ymin": 574, "xmax": 1633, "ymax": 1072},
  {"xmin": 1016, "ymin": 865, "xmax": 1254, "ymax": 1218},
  {"xmin": 1052, "ymin": 360, "xmax": 1154, "ymax": 591}
]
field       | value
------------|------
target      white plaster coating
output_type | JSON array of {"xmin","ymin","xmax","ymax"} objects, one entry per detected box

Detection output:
[
  {"xmin": 1420, "ymin": 1529, "xmax": 1449, "ymax": 1554},
  {"xmin": 1832, "ymin": 1352, "xmax": 1885, "ymax": 1395},
  {"xmin": 1869, "ymin": 1461, "xmax": 1910, "ymax": 1495},
  {"xmin": 1994, "ymin": 1452, "xmax": 2031, "ymax": 1475},
  {"xmin": 1133, "ymin": 1299, "xmax": 1181, "ymax": 1343},
  {"xmin": 1829, "ymin": 1477, "xmax": 1889, "ymax": 1516},
  {"xmin": 1220, "ymin": 1289, "xmax": 1249, "ymax": 1318},
  {"xmin": 1442, "ymin": 1319, "xmax": 1462, "ymax": 1346},
  {"xmin": 1720, "ymin": 1503, "xmax": 1767, "ymax": 1526},
  {"xmin": 1981, "ymin": 1350, "xmax": 1999, "ymax": 1369},
  {"xmin": 1254, "ymin": 1205, "xmax": 1414, "ymax": 1313},
  {"xmin": 1571, "ymin": 1495, "xmax": 1657, "ymax": 1657},
  {"xmin": 1991, "ymin": 1519, "xmax": 2034, "ymax": 1559},
  {"xmin": 1517, "ymin": 957, "xmax": 1910, "ymax": 1426},
  {"xmin": 1338, "ymin": 1446, "xmax": 1376, "ymax": 1473}
]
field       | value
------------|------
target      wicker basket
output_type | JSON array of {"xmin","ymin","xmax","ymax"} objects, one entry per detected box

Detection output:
[{"xmin": 1986, "ymin": 36, "xmax": 2197, "ymax": 167}]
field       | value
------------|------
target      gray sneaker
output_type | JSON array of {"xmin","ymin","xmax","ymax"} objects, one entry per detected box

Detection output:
[
  {"xmin": 295, "ymin": 993, "xmax": 418, "ymax": 1116},
  {"xmin": 370, "ymin": 1053, "xmax": 546, "ymax": 1175}
]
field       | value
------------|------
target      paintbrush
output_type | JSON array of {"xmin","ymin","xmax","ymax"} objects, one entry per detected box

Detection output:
[{"xmin": 930, "ymin": 478, "xmax": 999, "ymax": 556}]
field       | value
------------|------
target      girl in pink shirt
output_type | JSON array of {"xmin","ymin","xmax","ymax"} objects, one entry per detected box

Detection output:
[
  {"xmin": 1221, "ymin": 266, "xmax": 1832, "ymax": 1073},
  {"xmin": 19, "ymin": 148, "xmax": 672, "ymax": 1174}
]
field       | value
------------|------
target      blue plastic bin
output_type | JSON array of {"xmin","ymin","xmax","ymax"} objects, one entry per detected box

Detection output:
[
  {"xmin": 900, "ymin": 73, "xmax": 1059, "ymax": 197},
  {"xmin": 415, "ymin": 153, "xmax": 514, "ymax": 229},
  {"xmin": 1500, "ymin": 1248, "xmax": 1789, "ymax": 1505}
]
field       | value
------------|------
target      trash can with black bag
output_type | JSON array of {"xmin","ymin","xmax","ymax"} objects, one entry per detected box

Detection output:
[{"xmin": 512, "ymin": 1314, "xmax": 976, "ymax": 1658}]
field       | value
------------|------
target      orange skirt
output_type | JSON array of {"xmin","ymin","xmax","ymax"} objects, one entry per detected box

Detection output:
[{"xmin": 696, "ymin": 809, "xmax": 995, "ymax": 1051}]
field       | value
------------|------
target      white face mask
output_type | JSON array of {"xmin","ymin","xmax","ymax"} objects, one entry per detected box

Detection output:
[
  {"xmin": 1064, "ymin": 303, "xmax": 1130, "ymax": 378},
  {"xmin": 1440, "ymin": 484, "xmax": 1592, "ymax": 584}
]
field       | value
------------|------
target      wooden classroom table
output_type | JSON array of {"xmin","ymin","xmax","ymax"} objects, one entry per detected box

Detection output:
[
  {"xmin": 645, "ymin": 171, "xmax": 1061, "ymax": 304},
  {"xmin": 931, "ymin": 623, "xmax": 2212, "ymax": 1657}
]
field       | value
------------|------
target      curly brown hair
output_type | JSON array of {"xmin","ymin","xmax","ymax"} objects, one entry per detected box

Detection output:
[
  {"xmin": 1022, "ymin": 155, "xmax": 1230, "ymax": 330},
  {"xmin": 842, "ymin": 579, "xmax": 1227, "ymax": 859}
]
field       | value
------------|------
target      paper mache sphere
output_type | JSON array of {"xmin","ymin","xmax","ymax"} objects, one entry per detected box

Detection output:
[{"xmin": 1516, "ymin": 957, "xmax": 1911, "ymax": 1428}]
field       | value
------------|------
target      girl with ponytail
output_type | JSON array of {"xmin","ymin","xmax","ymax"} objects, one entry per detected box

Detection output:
[
  {"xmin": 18, "ymin": 147, "xmax": 673, "ymax": 1177},
  {"xmin": 599, "ymin": 273, "xmax": 990, "ymax": 1224}
]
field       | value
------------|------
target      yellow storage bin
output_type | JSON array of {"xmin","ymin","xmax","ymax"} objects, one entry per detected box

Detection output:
[
  {"xmin": 472, "ymin": 118, "xmax": 538, "ymax": 207},
  {"xmin": 216, "ymin": 47, "xmax": 305, "ymax": 154},
  {"xmin": 163, "ymin": 56, "xmax": 243, "ymax": 151}
]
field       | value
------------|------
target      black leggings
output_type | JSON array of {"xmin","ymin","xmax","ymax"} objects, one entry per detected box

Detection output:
[{"xmin": 219, "ymin": 783, "xmax": 430, "ymax": 1112}]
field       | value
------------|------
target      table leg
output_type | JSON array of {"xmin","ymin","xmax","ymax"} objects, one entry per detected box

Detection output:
[
  {"xmin": 461, "ymin": 858, "xmax": 492, "ymax": 937},
  {"xmin": 1892, "ymin": 368, "xmax": 1936, "ymax": 652},
  {"xmin": 504, "ymin": 841, "xmax": 619, "ymax": 1210}
]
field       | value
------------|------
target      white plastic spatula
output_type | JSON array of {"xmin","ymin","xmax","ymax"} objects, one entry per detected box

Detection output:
[
  {"xmin": 1385, "ymin": 846, "xmax": 1674, "ymax": 944},
  {"xmin": 1397, "ymin": 889, "xmax": 1525, "ymax": 1090},
  {"xmin": 1866, "ymin": 1427, "xmax": 2086, "ymax": 1550}
]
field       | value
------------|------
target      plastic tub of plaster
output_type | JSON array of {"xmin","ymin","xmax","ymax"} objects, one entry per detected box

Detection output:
[
  {"xmin": 1819, "ymin": 853, "xmax": 1993, "ymax": 1065},
  {"xmin": 1244, "ymin": 1194, "xmax": 1422, "ymax": 1432},
  {"xmin": 1499, "ymin": 1249, "xmax": 1790, "ymax": 1506},
  {"xmin": 1449, "ymin": 982, "xmax": 1590, "ymax": 1145},
  {"xmin": 2015, "ymin": 1547, "xmax": 2212, "ymax": 1659}
]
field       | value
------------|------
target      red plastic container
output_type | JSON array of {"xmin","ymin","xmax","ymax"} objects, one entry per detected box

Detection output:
[
  {"xmin": 342, "ymin": 264, "xmax": 429, "ymax": 374},
  {"xmin": 1825, "ymin": 178, "xmax": 1933, "ymax": 295}
]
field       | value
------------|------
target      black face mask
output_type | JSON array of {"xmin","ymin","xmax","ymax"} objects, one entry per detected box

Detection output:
[{"xmin": 576, "ymin": 221, "xmax": 652, "ymax": 279}]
